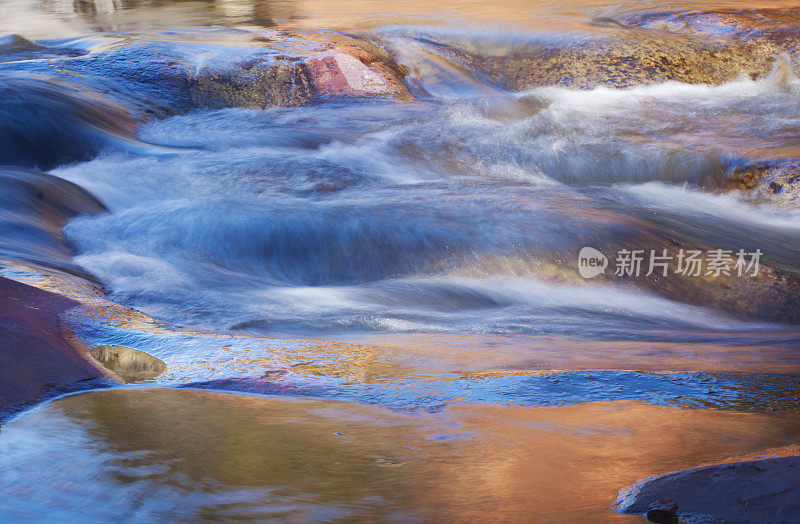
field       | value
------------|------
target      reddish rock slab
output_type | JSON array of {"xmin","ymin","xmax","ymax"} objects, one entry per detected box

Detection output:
[
  {"xmin": 306, "ymin": 52, "xmax": 408, "ymax": 97},
  {"xmin": 0, "ymin": 277, "xmax": 117, "ymax": 422}
]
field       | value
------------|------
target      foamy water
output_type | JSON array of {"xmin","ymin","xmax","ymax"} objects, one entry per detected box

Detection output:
[{"xmin": 40, "ymin": 64, "xmax": 800, "ymax": 340}]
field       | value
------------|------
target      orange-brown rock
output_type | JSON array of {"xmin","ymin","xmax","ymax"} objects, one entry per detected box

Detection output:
[{"xmin": 390, "ymin": 8, "xmax": 800, "ymax": 91}]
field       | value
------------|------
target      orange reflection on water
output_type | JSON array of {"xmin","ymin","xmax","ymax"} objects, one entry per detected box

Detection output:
[
  {"xmin": 5, "ymin": 388, "xmax": 800, "ymax": 521},
  {"xmin": 6, "ymin": 0, "xmax": 800, "ymax": 38},
  {"xmin": 341, "ymin": 331, "xmax": 800, "ymax": 377}
]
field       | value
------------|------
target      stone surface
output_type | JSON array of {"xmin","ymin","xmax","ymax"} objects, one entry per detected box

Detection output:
[
  {"xmin": 0, "ymin": 169, "xmax": 106, "ymax": 270},
  {"xmin": 89, "ymin": 345, "xmax": 166, "ymax": 383},
  {"xmin": 184, "ymin": 28, "xmax": 411, "ymax": 109},
  {"xmin": 615, "ymin": 456, "xmax": 800, "ymax": 523},
  {"xmin": 0, "ymin": 277, "xmax": 118, "ymax": 422},
  {"xmin": 647, "ymin": 497, "xmax": 679, "ymax": 523},
  {"xmin": 0, "ymin": 74, "xmax": 137, "ymax": 168},
  {"xmin": 0, "ymin": 28, "xmax": 411, "ymax": 117},
  {"xmin": 389, "ymin": 8, "xmax": 800, "ymax": 91},
  {"xmin": 307, "ymin": 52, "xmax": 401, "ymax": 96},
  {"xmin": 189, "ymin": 58, "xmax": 314, "ymax": 109},
  {"xmin": 728, "ymin": 160, "xmax": 800, "ymax": 207}
]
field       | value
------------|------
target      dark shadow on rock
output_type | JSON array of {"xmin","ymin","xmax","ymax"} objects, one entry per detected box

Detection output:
[
  {"xmin": 0, "ymin": 73, "xmax": 137, "ymax": 169},
  {"xmin": 0, "ymin": 167, "xmax": 106, "ymax": 274}
]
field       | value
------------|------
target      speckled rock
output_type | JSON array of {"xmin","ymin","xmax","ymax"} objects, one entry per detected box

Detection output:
[
  {"xmin": 389, "ymin": 8, "xmax": 800, "ymax": 91},
  {"xmin": 728, "ymin": 161, "xmax": 800, "ymax": 207},
  {"xmin": 189, "ymin": 58, "xmax": 314, "ymax": 109}
]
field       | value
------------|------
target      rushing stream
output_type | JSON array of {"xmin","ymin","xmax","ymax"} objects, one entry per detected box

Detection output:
[
  {"xmin": 1, "ymin": 0, "xmax": 800, "ymax": 521},
  {"xmin": 53, "ymin": 77, "xmax": 800, "ymax": 337}
]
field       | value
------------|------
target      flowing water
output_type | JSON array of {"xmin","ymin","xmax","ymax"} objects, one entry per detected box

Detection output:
[{"xmin": 1, "ymin": 0, "xmax": 800, "ymax": 521}]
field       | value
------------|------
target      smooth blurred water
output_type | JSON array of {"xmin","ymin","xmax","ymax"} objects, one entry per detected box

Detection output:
[
  {"xmin": 0, "ymin": 0, "xmax": 798, "ymax": 375},
  {"xmin": 4, "ymin": 389, "xmax": 800, "ymax": 522},
  {"xmin": 46, "ymin": 75, "xmax": 800, "ymax": 340}
]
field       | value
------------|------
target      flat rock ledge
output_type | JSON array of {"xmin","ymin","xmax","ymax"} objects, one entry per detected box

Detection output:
[
  {"xmin": 614, "ymin": 456, "xmax": 800, "ymax": 523},
  {"xmin": 0, "ymin": 277, "xmax": 118, "ymax": 422}
]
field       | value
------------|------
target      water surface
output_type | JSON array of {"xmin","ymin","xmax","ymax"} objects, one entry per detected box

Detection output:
[{"xmin": 2, "ymin": 0, "xmax": 800, "ymax": 521}]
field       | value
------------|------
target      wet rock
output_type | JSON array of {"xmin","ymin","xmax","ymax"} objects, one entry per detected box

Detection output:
[
  {"xmin": 299, "ymin": 30, "xmax": 411, "ymax": 100},
  {"xmin": 0, "ymin": 168, "xmax": 106, "ymax": 272},
  {"xmin": 646, "ymin": 497, "xmax": 679, "ymax": 523},
  {"xmin": 188, "ymin": 29, "xmax": 410, "ymax": 108},
  {"xmin": 728, "ymin": 161, "xmax": 800, "ymax": 207},
  {"xmin": 0, "ymin": 34, "xmax": 85, "ymax": 62},
  {"xmin": 575, "ymin": 224, "xmax": 800, "ymax": 324},
  {"xmin": 0, "ymin": 42, "xmax": 196, "ymax": 119},
  {"xmin": 0, "ymin": 28, "xmax": 410, "ymax": 117},
  {"xmin": 89, "ymin": 345, "xmax": 166, "ymax": 383},
  {"xmin": 0, "ymin": 73, "xmax": 137, "ymax": 169},
  {"xmin": 615, "ymin": 456, "xmax": 800, "ymax": 523},
  {"xmin": 307, "ymin": 52, "xmax": 404, "ymax": 97},
  {"xmin": 0, "ymin": 277, "xmax": 118, "ymax": 422},
  {"xmin": 389, "ymin": 8, "xmax": 800, "ymax": 91},
  {"xmin": 189, "ymin": 57, "xmax": 314, "ymax": 109},
  {"xmin": 623, "ymin": 8, "xmax": 800, "ymax": 39}
]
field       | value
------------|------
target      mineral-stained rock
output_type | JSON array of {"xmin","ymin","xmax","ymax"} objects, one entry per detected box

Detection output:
[
  {"xmin": 306, "ymin": 52, "xmax": 407, "ymax": 97},
  {"xmin": 0, "ymin": 28, "xmax": 412, "ymax": 117},
  {"xmin": 298, "ymin": 30, "xmax": 412, "ymax": 99},
  {"xmin": 186, "ymin": 29, "xmax": 411, "ymax": 108}
]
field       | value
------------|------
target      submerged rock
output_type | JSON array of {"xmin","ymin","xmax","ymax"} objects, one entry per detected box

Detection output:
[
  {"xmin": 623, "ymin": 8, "xmax": 800, "ymax": 38},
  {"xmin": 0, "ymin": 34, "xmax": 85, "ymax": 62},
  {"xmin": 588, "ymin": 233, "xmax": 800, "ymax": 324},
  {"xmin": 89, "ymin": 345, "xmax": 166, "ymax": 383}
]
